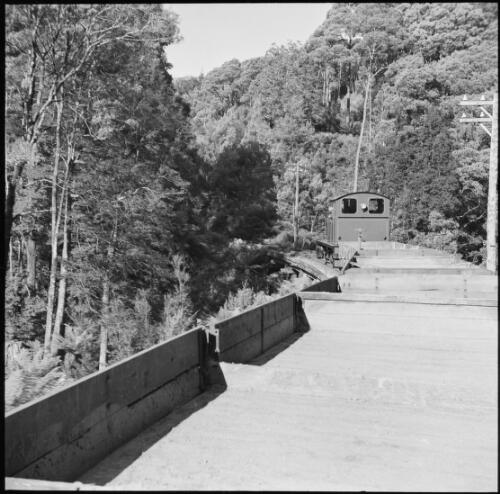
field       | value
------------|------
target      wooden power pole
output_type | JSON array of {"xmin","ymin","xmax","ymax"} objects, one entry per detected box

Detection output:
[{"xmin": 459, "ymin": 92, "xmax": 498, "ymax": 273}]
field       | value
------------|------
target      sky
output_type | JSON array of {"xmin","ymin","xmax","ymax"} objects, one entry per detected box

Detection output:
[{"xmin": 162, "ymin": 3, "xmax": 332, "ymax": 78}]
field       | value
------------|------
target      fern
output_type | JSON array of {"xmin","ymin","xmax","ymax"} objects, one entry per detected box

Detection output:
[{"xmin": 5, "ymin": 340, "xmax": 72, "ymax": 412}]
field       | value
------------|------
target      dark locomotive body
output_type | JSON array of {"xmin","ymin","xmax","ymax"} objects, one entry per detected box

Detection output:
[{"xmin": 326, "ymin": 191, "xmax": 391, "ymax": 242}]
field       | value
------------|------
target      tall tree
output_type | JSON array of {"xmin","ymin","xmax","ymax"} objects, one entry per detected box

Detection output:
[
  {"xmin": 206, "ymin": 142, "xmax": 277, "ymax": 241},
  {"xmin": 5, "ymin": 5, "xmax": 183, "ymax": 356}
]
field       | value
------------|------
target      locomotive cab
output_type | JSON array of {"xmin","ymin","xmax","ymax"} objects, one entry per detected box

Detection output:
[{"xmin": 327, "ymin": 191, "xmax": 390, "ymax": 242}]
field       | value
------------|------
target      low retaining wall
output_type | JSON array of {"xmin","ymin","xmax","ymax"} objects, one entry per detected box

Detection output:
[
  {"xmin": 298, "ymin": 292, "xmax": 498, "ymax": 307},
  {"xmin": 210, "ymin": 279, "xmax": 342, "ymax": 364},
  {"xmin": 5, "ymin": 327, "xmax": 207, "ymax": 482},
  {"xmin": 5, "ymin": 278, "xmax": 341, "ymax": 483},
  {"xmin": 213, "ymin": 294, "xmax": 297, "ymax": 363},
  {"xmin": 339, "ymin": 271, "xmax": 497, "ymax": 296},
  {"xmin": 302, "ymin": 277, "xmax": 342, "ymax": 293}
]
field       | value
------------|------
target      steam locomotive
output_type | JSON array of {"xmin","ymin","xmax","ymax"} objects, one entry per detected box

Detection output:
[
  {"xmin": 316, "ymin": 191, "xmax": 391, "ymax": 266},
  {"xmin": 326, "ymin": 191, "xmax": 390, "ymax": 243}
]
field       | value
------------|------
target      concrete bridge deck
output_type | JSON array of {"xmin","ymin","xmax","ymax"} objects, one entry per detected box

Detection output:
[
  {"xmin": 7, "ymin": 242, "xmax": 497, "ymax": 491},
  {"xmin": 78, "ymin": 297, "xmax": 497, "ymax": 491}
]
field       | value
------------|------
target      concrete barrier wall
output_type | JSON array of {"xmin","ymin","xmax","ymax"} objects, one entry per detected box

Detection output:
[
  {"xmin": 360, "ymin": 248, "xmax": 452, "ymax": 257},
  {"xmin": 262, "ymin": 294, "xmax": 296, "ymax": 352},
  {"xmin": 5, "ymin": 286, "xmax": 336, "ymax": 481},
  {"xmin": 5, "ymin": 327, "xmax": 207, "ymax": 482},
  {"xmin": 215, "ymin": 294, "xmax": 297, "ymax": 363},
  {"xmin": 302, "ymin": 277, "xmax": 342, "ymax": 293},
  {"xmin": 339, "ymin": 272, "xmax": 497, "ymax": 295}
]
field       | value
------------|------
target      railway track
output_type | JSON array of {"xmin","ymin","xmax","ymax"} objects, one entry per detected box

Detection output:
[{"xmin": 289, "ymin": 240, "xmax": 496, "ymax": 299}]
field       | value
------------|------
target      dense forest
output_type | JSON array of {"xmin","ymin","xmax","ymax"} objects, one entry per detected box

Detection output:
[
  {"xmin": 176, "ymin": 2, "xmax": 497, "ymax": 255},
  {"xmin": 4, "ymin": 3, "xmax": 498, "ymax": 408}
]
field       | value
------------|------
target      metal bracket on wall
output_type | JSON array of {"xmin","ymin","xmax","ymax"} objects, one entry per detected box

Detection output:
[{"xmin": 206, "ymin": 328, "xmax": 220, "ymax": 353}]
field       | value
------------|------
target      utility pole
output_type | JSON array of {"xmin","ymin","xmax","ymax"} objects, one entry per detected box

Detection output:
[
  {"xmin": 459, "ymin": 92, "xmax": 498, "ymax": 273},
  {"xmin": 353, "ymin": 75, "xmax": 371, "ymax": 193}
]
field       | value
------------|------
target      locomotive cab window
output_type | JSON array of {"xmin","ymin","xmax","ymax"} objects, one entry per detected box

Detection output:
[
  {"xmin": 369, "ymin": 198, "xmax": 384, "ymax": 214},
  {"xmin": 341, "ymin": 198, "xmax": 357, "ymax": 214}
]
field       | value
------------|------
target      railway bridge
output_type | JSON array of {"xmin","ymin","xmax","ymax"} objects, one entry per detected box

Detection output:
[{"xmin": 5, "ymin": 242, "xmax": 498, "ymax": 491}]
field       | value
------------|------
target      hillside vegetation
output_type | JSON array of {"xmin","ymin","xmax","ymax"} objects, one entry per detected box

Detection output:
[
  {"xmin": 176, "ymin": 2, "xmax": 497, "ymax": 260},
  {"xmin": 4, "ymin": 3, "xmax": 497, "ymax": 406}
]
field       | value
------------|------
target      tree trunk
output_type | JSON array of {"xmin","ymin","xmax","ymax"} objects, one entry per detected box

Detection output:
[
  {"xmin": 321, "ymin": 70, "xmax": 326, "ymax": 106},
  {"xmin": 346, "ymin": 62, "xmax": 352, "ymax": 125},
  {"xmin": 52, "ymin": 96, "xmax": 79, "ymax": 354},
  {"xmin": 26, "ymin": 235, "xmax": 36, "ymax": 293},
  {"xmin": 99, "ymin": 276, "xmax": 110, "ymax": 370},
  {"xmin": 17, "ymin": 237, "xmax": 22, "ymax": 275},
  {"xmin": 5, "ymin": 19, "xmax": 39, "ymax": 287},
  {"xmin": 293, "ymin": 160, "xmax": 300, "ymax": 247},
  {"xmin": 24, "ymin": 140, "xmax": 40, "ymax": 297},
  {"xmin": 99, "ymin": 215, "xmax": 118, "ymax": 370},
  {"xmin": 322, "ymin": 66, "xmax": 332, "ymax": 107},
  {"xmin": 353, "ymin": 75, "xmax": 371, "ymax": 192},
  {"xmin": 8, "ymin": 238, "xmax": 13, "ymax": 282},
  {"xmin": 51, "ymin": 190, "xmax": 69, "ymax": 354},
  {"xmin": 44, "ymin": 88, "xmax": 64, "ymax": 354},
  {"xmin": 346, "ymin": 86, "xmax": 351, "ymax": 125},
  {"xmin": 4, "ymin": 162, "xmax": 24, "ymax": 278},
  {"xmin": 368, "ymin": 82, "xmax": 372, "ymax": 152}
]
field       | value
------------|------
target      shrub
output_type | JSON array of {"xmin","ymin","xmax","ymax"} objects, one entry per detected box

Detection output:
[
  {"xmin": 5, "ymin": 340, "xmax": 72, "ymax": 412},
  {"xmin": 296, "ymin": 229, "xmax": 317, "ymax": 251},
  {"xmin": 206, "ymin": 283, "xmax": 272, "ymax": 328}
]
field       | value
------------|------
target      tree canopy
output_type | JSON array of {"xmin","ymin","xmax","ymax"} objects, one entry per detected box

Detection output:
[{"xmin": 4, "ymin": 3, "xmax": 498, "ymax": 405}]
